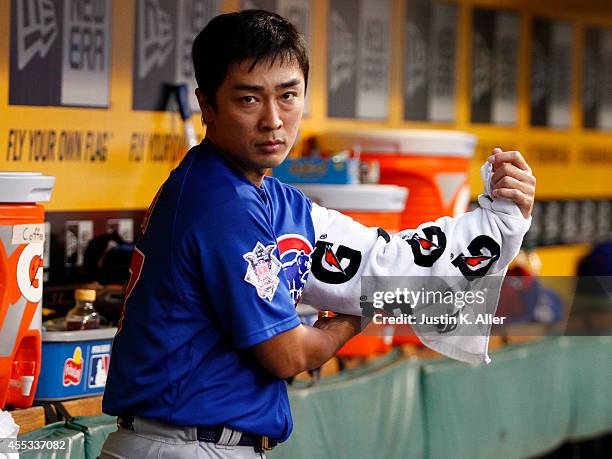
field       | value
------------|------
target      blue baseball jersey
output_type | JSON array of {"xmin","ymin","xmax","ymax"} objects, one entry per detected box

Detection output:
[{"xmin": 103, "ymin": 140, "xmax": 315, "ymax": 442}]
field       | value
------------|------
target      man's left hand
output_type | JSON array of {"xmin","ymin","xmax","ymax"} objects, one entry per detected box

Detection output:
[{"xmin": 488, "ymin": 148, "xmax": 536, "ymax": 219}]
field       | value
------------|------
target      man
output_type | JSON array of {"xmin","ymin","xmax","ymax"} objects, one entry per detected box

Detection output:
[{"xmin": 101, "ymin": 9, "xmax": 535, "ymax": 458}]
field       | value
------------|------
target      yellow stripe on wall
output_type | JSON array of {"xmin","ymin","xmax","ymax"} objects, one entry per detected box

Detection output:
[{"xmin": 0, "ymin": 0, "xmax": 610, "ymax": 213}]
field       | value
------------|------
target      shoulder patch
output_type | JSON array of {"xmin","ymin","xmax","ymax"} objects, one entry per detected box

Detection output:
[
  {"xmin": 277, "ymin": 234, "xmax": 313, "ymax": 305},
  {"xmin": 243, "ymin": 242, "xmax": 282, "ymax": 300}
]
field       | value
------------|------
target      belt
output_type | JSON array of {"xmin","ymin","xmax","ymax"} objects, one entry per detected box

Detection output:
[{"xmin": 118, "ymin": 415, "xmax": 277, "ymax": 452}]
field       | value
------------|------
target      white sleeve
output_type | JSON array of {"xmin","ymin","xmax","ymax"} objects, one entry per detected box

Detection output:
[{"xmin": 301, "ymin": 163, "xmax": 531, "ymax": 364}]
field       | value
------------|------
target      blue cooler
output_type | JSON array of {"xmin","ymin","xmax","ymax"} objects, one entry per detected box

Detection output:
[
  {"xmin": 273, "ymin": 158, "xmax": 360, "ymax": 184},
  {"xmin": 35, "ymin": 328, "xmax": 116, "ymax": 401}
]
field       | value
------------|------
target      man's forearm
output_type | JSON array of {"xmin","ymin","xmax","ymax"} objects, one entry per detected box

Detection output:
[
  {"xmin": 301, "ymin": 318, "xmax": 360, "ymax": 371},
  {"xmin": 251, "ymin": 315, "xmax": 362, "ymax": 378}
]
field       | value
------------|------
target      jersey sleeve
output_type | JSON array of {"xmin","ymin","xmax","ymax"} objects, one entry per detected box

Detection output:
[
  {"xmin": 301, "ymin": 168, "xmax": 531, "ymax": 364},
  {"xmin": 178, "ymin": 200, "xmax": 300, "ymax": 349}
]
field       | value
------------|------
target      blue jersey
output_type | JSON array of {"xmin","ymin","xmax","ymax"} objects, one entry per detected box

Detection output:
[{"xmin": 103, "ymin": 140, "xmax": 315, "ymax": 442}]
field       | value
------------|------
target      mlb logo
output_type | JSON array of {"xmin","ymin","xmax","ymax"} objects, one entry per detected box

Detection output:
[
  {"xmin": 243, "ymin": 242, "xmax": 282, "ymax": 301},
  {"xmin": 88, "ymin": 354, "xmax": 110, "ymax": 389}
]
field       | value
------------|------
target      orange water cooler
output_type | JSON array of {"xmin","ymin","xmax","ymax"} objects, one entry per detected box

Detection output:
[
  {"xmin": 0, "ymin": 172, "xmax": 55, "ymax": 408},
  {"xmin": 316, "ymin": 130, "xmax": 477, "ymax": 229},
  {"xmin": 297, "ymin": 184, "xmax": 408, "ymax": 357},
  {"xmin": 316, "ymin": 130, "xmax": 477, "ymax": 348}
]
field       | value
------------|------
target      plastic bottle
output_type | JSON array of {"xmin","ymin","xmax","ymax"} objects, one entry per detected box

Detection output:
[{"xmin": 65, "ymin": 289, "xmax": 100, "ymax": 331}]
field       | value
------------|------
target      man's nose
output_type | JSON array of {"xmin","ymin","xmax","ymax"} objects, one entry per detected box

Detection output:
[{"xmin": 259, "ymin": 101, "xmax": 283, "ymax": 131}]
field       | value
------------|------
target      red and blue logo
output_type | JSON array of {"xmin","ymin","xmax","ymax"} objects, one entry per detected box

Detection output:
[{"xmin": 277, "ymin": 234, "xmax": 313, "ymax": 305}]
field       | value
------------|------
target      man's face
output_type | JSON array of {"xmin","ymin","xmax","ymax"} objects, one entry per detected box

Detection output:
[{"xmin": 197, "ymin": 58, "xmax": 305, "ymax": 184}]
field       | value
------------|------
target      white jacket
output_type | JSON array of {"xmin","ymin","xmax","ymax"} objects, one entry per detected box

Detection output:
[{"xmin": 302, "ymin": 164, "xmax": 531, "ymax": 364}]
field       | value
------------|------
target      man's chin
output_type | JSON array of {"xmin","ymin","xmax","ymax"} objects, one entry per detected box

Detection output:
[{"xmin": 256, "ymin": 151, "xmax": 290, "ymax": 169}]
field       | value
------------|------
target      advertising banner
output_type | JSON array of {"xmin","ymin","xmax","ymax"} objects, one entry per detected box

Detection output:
[{"xmin": 10, "ymin": 0, "xmax": 111, "ymax": 108}]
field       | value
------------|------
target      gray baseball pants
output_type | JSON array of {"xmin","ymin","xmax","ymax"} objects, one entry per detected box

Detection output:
[{"xmin": 99, "ymin": 416, "xmax": 266, "ymax": 459}]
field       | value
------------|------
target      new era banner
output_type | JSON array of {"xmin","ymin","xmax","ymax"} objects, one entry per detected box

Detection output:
[
  {"xmin": 583, "ymin": 27, "xmax": 612, "ymax": 131},
  {"xmin": 328, "ymin": 0, "xmax": 390, "ymax": 119},
  {"xmin": 470, "ymin": 8, "xmax": 519, "ymax": 125},
  {"xmin": 133, "ymin": 0, "xmax": 220, "ymax": 111},
  {"xmin": 9, "ymin": 0, "xmax": 111, "ymax": 107},
  {"xmin": 530, "ymin": 18, "xmax": 573, "ymax": 128},
  {"xmin": 404, "ymin": 0, "xmax": 458, "ymax": 122}
]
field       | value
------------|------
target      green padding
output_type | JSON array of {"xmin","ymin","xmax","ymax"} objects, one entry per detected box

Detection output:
[
  {"xmin": 270, "ymin": 356, "xmax": 425, "ymax": 459},
  {"xmin": 16, "ymin": 337, "xmax": 611, "ymax": 459},
  {"xmin": 67, "ymin": 414, "xmax": 118, "ymax": 459},
  {"xmin": 18, "ymin": 422, "xmax": 85, "ymax": 459},
  {"xmin": 565, "ymin": 336, "xmax": 612, "ymax": 441},
  {"xmin": 421, "ymin": 338, "xmax": 571, "ymax": 459}
]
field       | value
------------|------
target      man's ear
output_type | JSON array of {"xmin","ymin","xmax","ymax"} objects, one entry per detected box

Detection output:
[{"xmin": 195, "ymin": 88, "xmax": 214, "ymax": 127}]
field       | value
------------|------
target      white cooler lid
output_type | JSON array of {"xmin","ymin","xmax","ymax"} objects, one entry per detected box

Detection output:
[
  {"xmin": 0, "ymin": 172, "xmax": 55, "ymax": 203},
  {"xmin": 317, "ymin": 129, "xmax": 477, "ymax": 157},
  {"xmin": 295, "ymin": 184, "xmax": 408, "ymax": 212},
  {"xmin": 43, "ymin": 327, "xmax": 117, "ymax": 342}
]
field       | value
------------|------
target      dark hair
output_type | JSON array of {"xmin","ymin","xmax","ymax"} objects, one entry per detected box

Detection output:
[{"xmin": 192, "ymin": 9, "xmax": 309, "ymax": 110}]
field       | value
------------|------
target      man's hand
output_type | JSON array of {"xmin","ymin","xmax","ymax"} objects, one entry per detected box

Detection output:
[
  {"xmin": 488, "ymin": 148, "xmax": 536, "ymax": 218},
  {"xmin": 313, "ymin": 313, "xmax": 365, "ymax": 337}
]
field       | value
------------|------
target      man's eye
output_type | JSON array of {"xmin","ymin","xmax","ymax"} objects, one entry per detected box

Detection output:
[
  {"xmin": 241, "ymin": 96, "xmax": 257, "ymax": 104},
  {"xmin": 282, "ymin": 92, "xmax": 298, "ymax": 100}
]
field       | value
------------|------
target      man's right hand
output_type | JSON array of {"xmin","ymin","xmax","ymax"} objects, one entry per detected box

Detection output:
[{"xmin": 313, "ymin": 313, "xmax": 364, "ymax": 337}]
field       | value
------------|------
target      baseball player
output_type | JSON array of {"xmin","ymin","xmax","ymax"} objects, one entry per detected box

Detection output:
[{"xmin": 100, "ymin": 10, "xmax": 535, "ymax": 459}]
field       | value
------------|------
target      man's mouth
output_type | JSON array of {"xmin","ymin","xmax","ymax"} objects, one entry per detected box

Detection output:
[{"xmin": 256, "ymin": 139, "xmax": 285, "ymax": 152}]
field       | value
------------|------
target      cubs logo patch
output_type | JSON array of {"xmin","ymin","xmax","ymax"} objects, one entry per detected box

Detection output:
[
  {"xmin": 311, "ymin": 241, "xmax": 361, "ymax": 284},
  {"xmin": 243, "ymin": 242, "xmax": 282, "ymax": 301},
  {"xmin": 405, "ymin": 226, "xmax": 447, "ymax": 267},
  {"xmin": 277, "ymin": 234, "xmax": 313, "ymax": 305},
  {"xmin": 452, "ymin": 235, "xmax": 501, "ymax": 279}
]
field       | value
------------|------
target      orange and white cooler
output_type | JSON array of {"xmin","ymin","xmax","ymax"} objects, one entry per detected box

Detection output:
[
  {"xmin": 296, "ymin": 184, "xmax": 408, "ymax": 357},
  {"xmin": 296, "ymin": 184, "xmax": 408, "ymax": 232},
  {"xmin": 316, "ymin": 130, "xmax": 477, "ymax": 229},
  {"xmin": 0, "ymin": 172, "xmax": 55, "ymax": 408}
]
